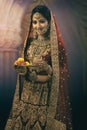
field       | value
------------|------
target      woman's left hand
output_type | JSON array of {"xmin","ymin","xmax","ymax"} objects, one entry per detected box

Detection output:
[
  {"xmin": 33, "ymin": 59, "xmax": 47, "ymax": 69},
  {"xmin": 33, "ymin": 59, "xmax": 52, "ymax": 75}
]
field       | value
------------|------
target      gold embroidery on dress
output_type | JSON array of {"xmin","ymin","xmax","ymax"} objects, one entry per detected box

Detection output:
[{"xmin": 26, "ymin": 39, "xmax": 51, "ymax": 63}]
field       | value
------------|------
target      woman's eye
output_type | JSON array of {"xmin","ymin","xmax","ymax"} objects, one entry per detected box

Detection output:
[
  {"xmin": 39, "ymin": 20, "xmax": 45, "ymax": 23},
  {"xmin": 32, "ymin": 21, "xmax": 37, "ymax": 24}
]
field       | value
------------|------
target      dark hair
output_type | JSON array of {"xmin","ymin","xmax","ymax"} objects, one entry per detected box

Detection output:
[{"xmin": 31, "ymin": 5, "xmax": 51, "ymax": 24}]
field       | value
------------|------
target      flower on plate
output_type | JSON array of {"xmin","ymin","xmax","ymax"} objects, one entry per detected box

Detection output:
[{"xmin": 14, "ymin": 58, "xmax": 30, "ymax": 66}]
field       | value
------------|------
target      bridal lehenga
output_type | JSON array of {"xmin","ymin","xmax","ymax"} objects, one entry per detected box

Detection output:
[{"xmin": 5, "ymin": 1, "xmax": 73, "ymax": 130}]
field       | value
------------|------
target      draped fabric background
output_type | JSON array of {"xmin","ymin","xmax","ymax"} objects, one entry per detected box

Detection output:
[{"xmin": 0, "ymin": 0, "xmax": 87, "ymax": 130}]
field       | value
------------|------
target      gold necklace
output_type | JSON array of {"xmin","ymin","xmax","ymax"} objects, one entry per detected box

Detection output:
[{"xmin": 33, "ymin": 39, "xmax": 50, "ymax": 47}]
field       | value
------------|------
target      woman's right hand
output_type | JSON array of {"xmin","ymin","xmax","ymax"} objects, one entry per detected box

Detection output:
[
  {"xmin": 14, "ymin": 65, "xmax": 27, "ymax": 75},
  {"xmin": 14, "ymin": 57, "xmax": 30, "ymax": 75}
]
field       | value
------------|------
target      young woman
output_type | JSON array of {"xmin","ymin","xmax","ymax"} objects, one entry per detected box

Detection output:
[{"xmin": 5, "ymin": 5, "xmax": 73, "ymax": 130}]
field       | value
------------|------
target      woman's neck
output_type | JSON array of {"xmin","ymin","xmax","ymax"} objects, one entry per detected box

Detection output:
[{"xmin": 37, "ymin": 35, "xmax": 45, "ymax": 41}]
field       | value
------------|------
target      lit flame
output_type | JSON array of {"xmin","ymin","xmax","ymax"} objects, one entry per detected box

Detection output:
[{"xmin": 0, "ymin": 0, "xmax": 25, "ymax": 49}]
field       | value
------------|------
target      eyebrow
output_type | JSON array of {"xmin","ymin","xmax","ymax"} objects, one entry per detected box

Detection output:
[{"xmin": 39, "ymin": 19, "xmax": 46, "ymax": 21}]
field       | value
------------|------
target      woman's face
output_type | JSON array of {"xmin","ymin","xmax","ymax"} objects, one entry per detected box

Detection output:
[{"xmin": 32, "ymin": 12, "xmax": 49, "ymax": 36}]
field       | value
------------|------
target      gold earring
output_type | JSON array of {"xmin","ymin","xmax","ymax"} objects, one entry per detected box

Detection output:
[{"xmin": 33, "ymin": 29, "xmax": 38, "ymax": 39}]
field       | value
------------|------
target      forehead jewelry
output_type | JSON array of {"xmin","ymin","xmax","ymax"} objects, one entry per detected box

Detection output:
[{"xmin": 33, "ymin": 12, "xmax": 42, "ymax": 19}]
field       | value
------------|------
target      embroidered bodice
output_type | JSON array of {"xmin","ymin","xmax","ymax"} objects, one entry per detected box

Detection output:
[{"xmin": 26, "ymin": 39, "xmax": 51, "ymax": 65}]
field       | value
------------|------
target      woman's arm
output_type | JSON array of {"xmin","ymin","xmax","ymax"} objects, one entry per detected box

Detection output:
[
  {"xmin": 29, "ymin": 64, "xmax": 52, "ymax": 82},
  {"xmin": 36, "ymin": 74, "xmax": 52, "ymax": 82}
]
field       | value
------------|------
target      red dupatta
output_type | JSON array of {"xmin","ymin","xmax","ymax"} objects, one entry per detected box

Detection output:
[{"xmin": 53, "ymin": 15, "xmax": 73, "ymax": 130}]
